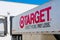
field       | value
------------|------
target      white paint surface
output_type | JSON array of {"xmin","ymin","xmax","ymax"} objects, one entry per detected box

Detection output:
[{"xmin": 12, "ymin": 0, "xmax": 60, "ymax": 34}]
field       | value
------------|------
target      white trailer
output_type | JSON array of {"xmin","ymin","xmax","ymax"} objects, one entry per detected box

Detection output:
[
  {"xmin": 11, "ymin": 0, "xmax": 60, "ymax": 40},
  {"xmin": 11, "ymin": 0, "xmax": 60, "ymax": 34}
]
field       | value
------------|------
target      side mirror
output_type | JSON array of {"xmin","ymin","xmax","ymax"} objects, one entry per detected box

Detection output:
[{"xmin": 0, "ymin": 16, "xmax": 7, "ymax": 37}]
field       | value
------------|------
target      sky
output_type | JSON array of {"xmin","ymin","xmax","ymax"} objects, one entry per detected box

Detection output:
[{"xmin": 1, "ymin": 0, "xmax": 50, "ymax": 5}]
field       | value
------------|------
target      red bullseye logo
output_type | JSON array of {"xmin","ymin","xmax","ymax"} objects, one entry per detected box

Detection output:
[{"xmin": 20, "ymin": 6, "xmax": 51, "ymax": 28}]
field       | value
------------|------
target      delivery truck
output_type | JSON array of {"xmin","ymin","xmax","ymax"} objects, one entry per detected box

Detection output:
[{"xmin": 10, "ymin": 0, "xmax": 60, "ymax": 40}]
